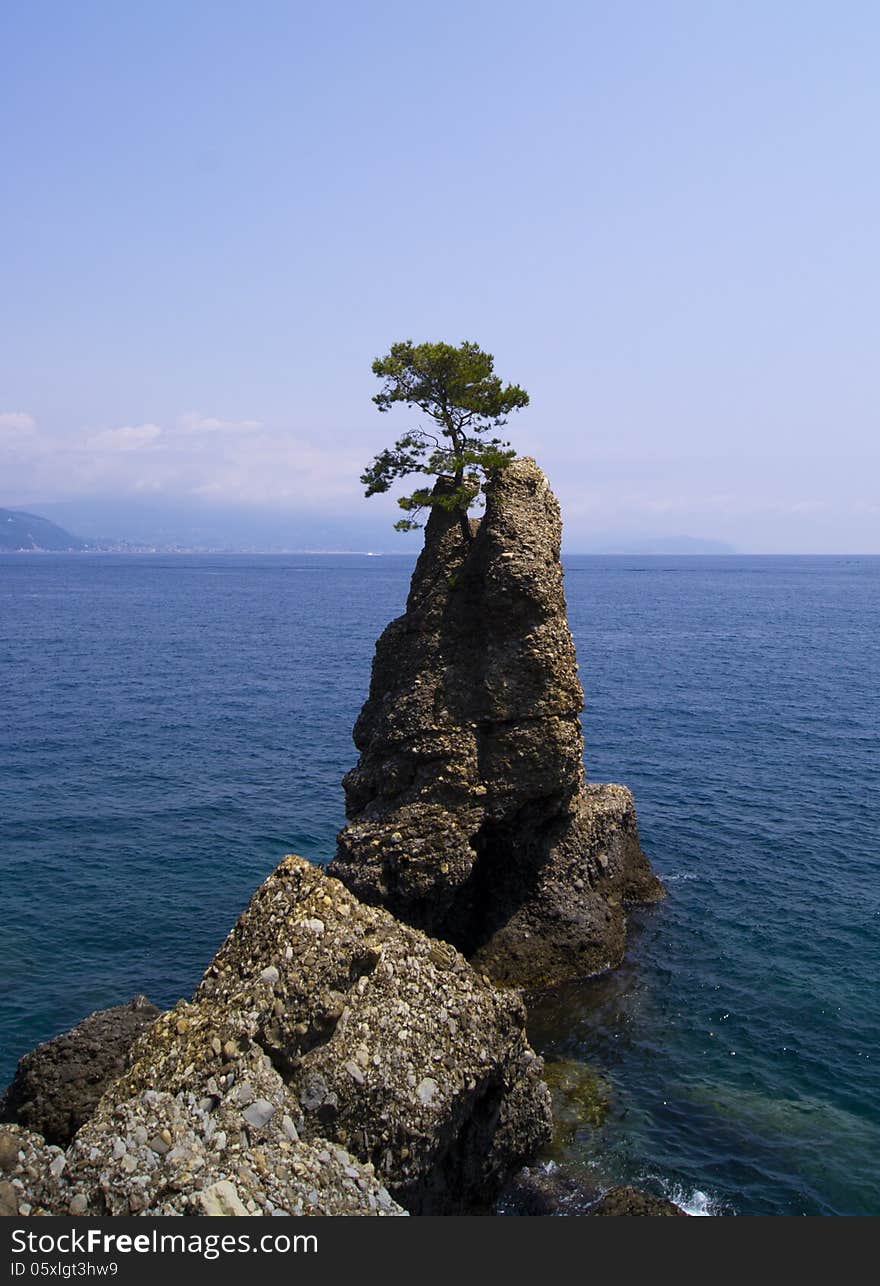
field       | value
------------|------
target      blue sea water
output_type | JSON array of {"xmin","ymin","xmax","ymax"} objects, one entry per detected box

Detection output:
[{"xmin": 1, "ymin": 553, "xmax": 877, "ymax": 1216}]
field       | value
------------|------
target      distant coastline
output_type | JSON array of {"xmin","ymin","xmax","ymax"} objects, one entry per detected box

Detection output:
[
  {"xmin": 6, "ymin": 547, "xmax": 879, "ymax": 557},
  {"xmin": 4, "ymin": 505, "xmax": 876, "ymax": 557},
  {"xmin": 1, "ymin": 545, "xmax": 400, "ymax": 556}
]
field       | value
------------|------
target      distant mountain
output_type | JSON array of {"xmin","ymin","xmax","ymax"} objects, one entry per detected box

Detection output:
[
  {"xmin": 10, "ymin": 497, "xmax": 738, "ymax": 557},
  {"xmin": 0, "ymin": 509, "xmax": 85, "ymax": 551},
  {"xmin": 31, "ymin": 497, "xmax": 424, "ymax": 553}
]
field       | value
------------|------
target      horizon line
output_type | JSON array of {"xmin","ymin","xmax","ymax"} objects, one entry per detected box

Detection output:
[{"xmin": 3, "ymin": 548, "xmax": 879, "ymax": 559}]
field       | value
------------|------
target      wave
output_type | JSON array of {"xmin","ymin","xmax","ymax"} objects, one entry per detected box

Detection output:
[{"xmin": 671, "ymin": 1187, "xmax": 720, "ymax": 1216}]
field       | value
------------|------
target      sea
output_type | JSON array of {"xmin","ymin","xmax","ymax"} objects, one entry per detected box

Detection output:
[{"xmin": 1, "ymin": 553, "xmax": 877, "ymax": 1216}]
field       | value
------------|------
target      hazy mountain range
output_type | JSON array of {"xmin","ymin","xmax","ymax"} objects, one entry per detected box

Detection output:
[{"xmin": 1, "ymin": 499, "xmax": 736, "ymax": 555}]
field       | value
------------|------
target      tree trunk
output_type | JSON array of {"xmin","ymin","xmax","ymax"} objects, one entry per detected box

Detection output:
[{"xmin": 453, "ymin": 464, "xmax": 473, "ymax": 547}]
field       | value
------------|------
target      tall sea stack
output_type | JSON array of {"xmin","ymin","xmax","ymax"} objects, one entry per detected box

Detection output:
[{"xmin": 330, "ymin": 458, "xmax": 664, "ymax": 987}]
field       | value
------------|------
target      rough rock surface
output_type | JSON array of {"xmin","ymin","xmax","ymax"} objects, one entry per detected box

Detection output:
[
  {"xmin": 63, "ymin": 1087, "xmax": 401, "ymax": 1216},
  {"xmin": 104, "ymin": 854, "xmax": 551, "ymax": 1214},
  {"xmin": 1, "ymin": 1093, "xmax": 400, "ymax": 1218},
  {"xmin": 588, "ymin": 1185, "xmax": 688, "ymax": 1217},
  {"xmin": 0, "ymin": 1125, "xmax": 67, "ymax": 1217},
  {"xmin": 0, "ymin": 997, "xmax": 160, "ymax": 1146},
  {"xmin": 330, "ymin": 457, "xmax": 663, "ymax": 986},
  {"xmin": 0, "ymin": 856, "xmax": 549, "ymax": 1217}
]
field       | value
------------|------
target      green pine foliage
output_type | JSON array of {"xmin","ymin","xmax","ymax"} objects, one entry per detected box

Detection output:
[{"xmin": 361, "ymin": 340, "xmax": 529, "ymax": 535}]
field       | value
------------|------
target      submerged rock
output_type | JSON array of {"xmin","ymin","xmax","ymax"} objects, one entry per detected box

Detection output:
[
  {"xmin": 103, "ymin": 854, "xmax": 551, "ymax": 1214},
  {"xmin": 541, "ymin": 1058, "xmax": 612, "ymax": 1145},
  {"xmin": 330, "ymin": 457, "xmax": 663, "ymax": 986},
  {"xmin": 588, "ymin": 1185, "xmax": 688, "ymax": 1216},
  {"xmin": 0, "ymin": 996, "xmax": 161, "ymax": 1145},
  {"xmin": 500, "ymin": 1173, "xmax": 689, "ymax": 1218},
  {"xmin": 498, "ymin": 1163, "xmax": 600, "ymax": 1216}
]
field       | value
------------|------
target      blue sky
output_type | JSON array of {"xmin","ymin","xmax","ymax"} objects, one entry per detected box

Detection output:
[{"xmin": 2, "ymin": 1, "xmax": 878, "ymax": 551}]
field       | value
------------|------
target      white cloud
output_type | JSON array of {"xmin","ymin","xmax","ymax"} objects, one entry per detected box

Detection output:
[
  {"xmin": 85, "ymin": 424, "xmax": 163, "ymax": 451},
  {"xmin": 185, "ymin": 433, "xmax": 363, "ymax": 505},
  {"xmin": 0, "ymin": 411, "xmax": 36, "ymax": 435},
  {"xmin": 178, "ymin": 412, "xmax": 262, "ymax": 434},
  {"xmin": 0, "ymin": 408, "xmax": 363, "ymax": 511},
  {"xmin": 2, "ymin": 410, "xmax": 879, "ymax": 550},
  {"xmin": 2, "ymin": 405, "xmax": 877, "ymax": 550}
]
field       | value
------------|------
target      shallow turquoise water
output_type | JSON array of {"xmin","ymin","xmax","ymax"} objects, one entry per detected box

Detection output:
[{"xmin": 1, "ymin": 553, "xmax": 877, "ymax": 1214}]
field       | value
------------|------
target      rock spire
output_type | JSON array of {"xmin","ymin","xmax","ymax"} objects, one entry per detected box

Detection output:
[{"xmin": 330, "ymin": 457, "xmax": 663, "ymax": 986}]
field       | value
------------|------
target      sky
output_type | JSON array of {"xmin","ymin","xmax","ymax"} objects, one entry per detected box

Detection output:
[{"xmin": 1, "ymin": 1, "xmax": 878, "ymax": 552}]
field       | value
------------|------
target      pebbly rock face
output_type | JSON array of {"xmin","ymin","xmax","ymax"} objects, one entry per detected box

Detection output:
[
  {"xmin": 1, "ymin": 856, "xmax": 549, "ymax": 1218},
  {"xmin": 1, "ymin": 1091, "xmax": 402, "ymax": 1218},
  {"xmin": 330, "ymin": 457, "xmax": 663, "ymax": 987},
  {"xmin": 0, "ymin": 1126, "xmax": 67, "ymax": 1217},
  {"xmin": 100, "ymin": 855, "xmax": 550, "ymax": 1215},
  {"xmin": 62, "ymin": 1086, "xmax": 402, "ymax": 1217},
  {"xmin": 0, "ymin": 996, "xmax": 161, "ymax": 1146}
]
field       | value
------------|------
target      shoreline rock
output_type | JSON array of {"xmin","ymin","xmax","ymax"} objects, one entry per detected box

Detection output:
[
  {"xmin": 588, "ymin": 1185, "xmax": 688, "ymax": 1217},
  {"xmin": 1, "ymin": 856, "xmax": 550, "ymax": 1217},
  {"xmin": 0, "ymin": 996, "xmax": 160, "ymax": 1146},
  {"xmin": 119, "ymin": 855, "xmax": 551, "ymax": 1214},
  {"xmin": 498, "ymin": 1170, "xmax": 690, "ymax": 1217}
]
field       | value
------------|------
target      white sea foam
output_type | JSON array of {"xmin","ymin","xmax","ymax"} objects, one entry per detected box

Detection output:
[
  {"xmin": 639, "ymin": 1171, "xmax": 723, "ymax": 1215},
  {"xmin": 667, "ymin": 1185, "xmax": 719, "ymax": 1216}
]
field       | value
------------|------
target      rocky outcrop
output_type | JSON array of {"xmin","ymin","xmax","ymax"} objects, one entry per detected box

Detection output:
[
  {"xmin": 0, "ymin": 857, "xmax": 549, "ymax": 1217},
  {"xmin": 112, "ymin": 854, "xmax": 550, "ymax": 1214},
  {"xmin": 330, "ymin": 458, "xmax": 663, "ymax": 987},
  {"xmin": 0, "ymin": 996, "xmax": 160, "ymax": 1145}
]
